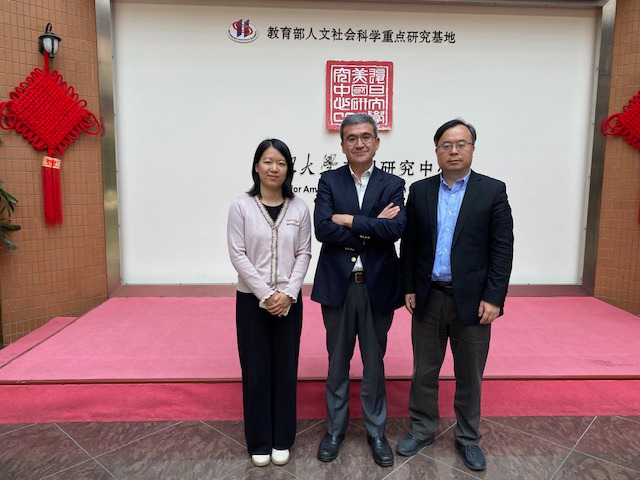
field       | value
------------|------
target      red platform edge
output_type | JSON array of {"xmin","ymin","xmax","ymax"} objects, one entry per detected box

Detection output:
[
  {"xmin": 1, "ymin": 379, "xmax": 639, "ymax": 424},
  {"xmin": 0, "ymin": 317, "xmax": 76, "ymax": 367}
]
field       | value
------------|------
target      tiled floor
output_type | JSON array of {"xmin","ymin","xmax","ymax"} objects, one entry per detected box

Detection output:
[{"xmin": 0, "ymin": 416, "xmax": 639, "ymax": 479}]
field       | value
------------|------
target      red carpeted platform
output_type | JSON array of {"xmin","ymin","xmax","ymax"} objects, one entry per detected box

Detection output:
[{"xmin": 0, "ymin": 296, "xmax": 638, "ymax": 423}]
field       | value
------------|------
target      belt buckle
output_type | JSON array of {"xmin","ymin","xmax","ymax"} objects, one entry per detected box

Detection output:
[{"xmin": 353, "ymin": 271, "xmax": 364, "ymax": 283}]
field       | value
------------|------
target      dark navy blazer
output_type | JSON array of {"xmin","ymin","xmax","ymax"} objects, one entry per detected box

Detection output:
[
  {"xmin": 401, "ymin": 170, "xmax": 514, "ymax": 325},
  {"xmin": 311, "ymin": 165, "xmax": 406, "ymax": 312}
]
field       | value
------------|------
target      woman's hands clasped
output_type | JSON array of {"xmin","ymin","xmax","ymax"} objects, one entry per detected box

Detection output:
[{"xmin": 265, "ymin": 292, "xmax": 293, "ymax": 317}]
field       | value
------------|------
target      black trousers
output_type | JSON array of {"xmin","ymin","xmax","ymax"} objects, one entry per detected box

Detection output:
[
  {"xmin": 236, "ymin": 291, "xmax": 303, "ymax": 454},
  {"xmin": 409, "ymin": 288, "xmax": 491, "ymax": 445}
]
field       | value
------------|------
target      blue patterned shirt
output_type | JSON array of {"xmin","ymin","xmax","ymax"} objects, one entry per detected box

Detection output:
[{"xmin": 431, "ymin": 171, "xmax": 471, "ymax": 282}]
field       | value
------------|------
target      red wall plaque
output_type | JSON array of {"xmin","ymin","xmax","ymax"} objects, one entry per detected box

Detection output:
[{"xmin": 326, "ymin": 60, "xmax": 393, "ymax": 131}]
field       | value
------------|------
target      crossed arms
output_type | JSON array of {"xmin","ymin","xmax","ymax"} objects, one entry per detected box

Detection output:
[{"xmin": 314, "ymin": 174, "xmax": 406, "ymax": 248}]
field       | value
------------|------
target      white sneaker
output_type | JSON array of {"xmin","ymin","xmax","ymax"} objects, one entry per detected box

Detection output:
[
  {"xmin": 271, "ymin": 448, "xmax": 290, "ymax": 465},
  {"xmin": 251, "ymin": 454, "xmax": 270, "ymax": 467}
]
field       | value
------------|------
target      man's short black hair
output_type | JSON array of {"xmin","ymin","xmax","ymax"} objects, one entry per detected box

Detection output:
[
  {"xmin": 340, "ymin": 113, "xmax": 378, "ymax": 141},
  {"xmin": 434, "ymin": 119, "xmax": 477, "ymax": 146}
]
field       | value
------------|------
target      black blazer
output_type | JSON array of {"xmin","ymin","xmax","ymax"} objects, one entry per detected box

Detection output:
[
  {"xmin": 401, "ymin": 170, "xmax": 514, "ymax": 325},
  {"xmin": 311, "ymin": 165, "xmax": 406, "ymax": 312}
]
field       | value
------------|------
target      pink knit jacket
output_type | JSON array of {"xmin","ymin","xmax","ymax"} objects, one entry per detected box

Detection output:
[{"xmin": 227, "ymin": 193, "xmax": 312, "ymax": 303}]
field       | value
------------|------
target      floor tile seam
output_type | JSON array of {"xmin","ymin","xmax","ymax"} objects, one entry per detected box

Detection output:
[
  {"xmin": 570, "ymin": 415, "xmax": 598, "ymax": 450},
  {"xmin": 482, "ymin": 417, "xmax": 580, "ymax": 450},
  {"xmin": 347, "ymin": 419, "xmax": 455, "ymax": 443},
  {"xmin": 52, "ymin": 424, "xmax": 119, "ymax": 480},
  {"xmin": 551, "ymin": 416, "xmax": 625, "ymax": 480},
  {"xmin": 416, "ymin": 451, "xmax": 481, "ymax": 479},
  {"xmin": 397, "ymin": 421, "xmax": 457, "ymax": 459},
  {"xmin": 437, "ymin": 421, "xmax": 456, "ymax": 440},
  {"xmin": 570, "ymin": 449, "xmax": 640, "ymax": 474},
  {"xmin": 548, "ymin": 448, "xmax": 574, "ymax": 480},
  {"xmin": 55, "ymin": 423, "xmax": 101, "ymax": 460},
  {"xmin": 199, "ymin": 420, "xmax": 246, "ymax": 449},
  {"xmin": 348, "ymin": 419, "xmax": 366, "ymax": 431},
  {"xmin": 37, "ymin": 457, "xmax": 106, "ymax": 480},
  {"xmin": 375, "ymin": 463, "xmax": 404, "ymax": 479},
  {"xmin": 208, "ymin": 456, "xmax": 253, "ymax": 478},
  {"xmin": 91, "ymin": 459, "xmax": 119, "ymax": 480},
  {"xmin": 380, "ymin": 453, "xmax": 416, "ymax": 480},
  {"xmin": 278, "ymin": 464, "xmax": 304, "ymax": 479},
  {"xmin": 409, "ymin": 423, "xmax": 474, "ymax": 476},
  {"xmin": 380, "ymin": 452, "xmax": 474, "ymax": 480},
  {"xmin": 0, "ymin": 422, "xmax": 36, "ymax": 437},
  {"xmin": 295, "ymin": 419, "xmax": 325, "ymax": 437},
  {"xmin": 551, "ymin": 415, "xmax": 640, "ymax": 479},
  {"xmin": 287, "ymin": 421, "xmax": 407, "ymax": 479},
  {"xmin": 615, "ymin": 415, "xmax": 640, "ymax": 425},
  {"xmin": 273, "ymin": 462, "xmax": 306, "ymax": 480},
  {"xmin": 86, "ymin": 420, "xmax": 184, "ymax": 460}
]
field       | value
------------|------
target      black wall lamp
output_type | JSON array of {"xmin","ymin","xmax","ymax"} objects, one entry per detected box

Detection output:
[{"xmin": 38, "ymin": 23, "xmax": 62, "ymax": 59}]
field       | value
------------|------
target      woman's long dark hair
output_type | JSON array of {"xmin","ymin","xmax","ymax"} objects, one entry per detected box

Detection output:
[{"xmin": 247, "ymin": 138, "xmax": 295, "ymax": 198}]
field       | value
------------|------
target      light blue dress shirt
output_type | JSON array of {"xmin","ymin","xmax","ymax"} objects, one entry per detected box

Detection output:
[{"xmin": 431, "ymin": 170, "xmax": 471, "ymax": 282}]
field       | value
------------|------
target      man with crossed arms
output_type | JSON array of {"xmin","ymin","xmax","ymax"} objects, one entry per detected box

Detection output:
[{"xmin": 312, "ymin": 113, "xmax": 406, "ymax": 467}]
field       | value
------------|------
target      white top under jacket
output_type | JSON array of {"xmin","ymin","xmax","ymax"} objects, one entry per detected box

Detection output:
[{"xmin": 227, "ymin": 193, "xmax": 312, "ymax": 303}]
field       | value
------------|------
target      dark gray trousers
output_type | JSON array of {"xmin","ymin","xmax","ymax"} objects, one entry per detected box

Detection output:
[
  {"xmin": 322, "ymin": 281, "xmax": 394, "ymax": 438},
  {"xmin": 409, "ymin": 288, "xmax": 491, "ymax": 445}
]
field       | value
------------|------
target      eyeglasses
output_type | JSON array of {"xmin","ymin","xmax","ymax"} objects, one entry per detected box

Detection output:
[
  {"xmin": 344, "ymin": 133, "xmax": 376, "ymax": 146},
  {"xmin": 437, "ymin": 141, "xmax": 474, "ymax": 152}
]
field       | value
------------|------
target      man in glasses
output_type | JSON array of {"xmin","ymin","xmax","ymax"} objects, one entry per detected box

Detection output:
[
  {"xmin": 398, "ymin": 118, "xmax": 514, "ymax": 471},
  {"xmin": 312, "ymin": 113, "xmax": 406, "ymax": 467}
]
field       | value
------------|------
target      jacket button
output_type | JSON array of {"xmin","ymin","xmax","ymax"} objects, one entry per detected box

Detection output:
[{"xmin": 351, "ymin": 257, "xmax": 357, "ymax": 263}]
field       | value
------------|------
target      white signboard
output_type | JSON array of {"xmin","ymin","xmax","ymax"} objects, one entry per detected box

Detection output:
[{"xmin": 113, "ymin": 0, "xmax": 597, "ymax": 285}]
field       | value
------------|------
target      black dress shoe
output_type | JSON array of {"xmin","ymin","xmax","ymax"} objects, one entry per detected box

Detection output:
[
  {"xmin": 367, "ymin": 435, "xmax": 394, "ymax": 467},
  {"xmin": 317, "ymin": 433, "xmax": 344, "ymax": 462},
  {"xmin": 396, "ymin": 432, "xmax": 434, "ymax": 456},
  {"xmin": 455, "ymin": 441, "xmax": 486, "ymax": 471}
]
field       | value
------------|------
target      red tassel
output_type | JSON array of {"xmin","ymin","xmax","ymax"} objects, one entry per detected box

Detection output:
[{"xmin": 42, "ymin": 156, "xmax": 62, "ymax": 225}]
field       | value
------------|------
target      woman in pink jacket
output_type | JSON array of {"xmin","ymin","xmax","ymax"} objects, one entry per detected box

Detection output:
[{"xmin": 227, "ymin": 139, "xmax": 312, "ymax": 467}]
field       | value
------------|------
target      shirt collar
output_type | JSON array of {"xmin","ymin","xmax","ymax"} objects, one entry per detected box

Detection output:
[
  {"xmin": 349, "ymin": 163, "xmax": 374, "ymax": 183},
  {"xmin": 439, "ymin": 169, "xmax": 471, "ymax": 190}
]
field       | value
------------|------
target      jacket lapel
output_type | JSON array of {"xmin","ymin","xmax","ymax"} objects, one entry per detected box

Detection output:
[
  {"xmin": 427, "ymin": 175, "xmax": 439, "ymax": 247},
  {"xmin": 452, "ymin": 170, "xmax": 482, "ymax": 248},
  {"xmin": 338, "ymin": 165, "xmax": 361, "ymax": 213},
  {"xmin": 360, "ymin": 167, "xmax": 383, "ymax": 217}
]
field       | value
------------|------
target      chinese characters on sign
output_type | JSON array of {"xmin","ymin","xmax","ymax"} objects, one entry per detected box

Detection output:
[
  {"xmin": 327, "ymin": 61, "xmax": 393, "ymax": 131},
  {"xmin": 266, "ymin": 27, "xmax": 456, "ymax": 44},
  {"xmin": 291, "ymin": 154, "xmax": 434, "ymax": 193}
]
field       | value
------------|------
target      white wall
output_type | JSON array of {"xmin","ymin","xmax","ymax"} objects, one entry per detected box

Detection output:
[{"xmin": 113, "ymin": 0, "xmax": 597, "ymax": 285}]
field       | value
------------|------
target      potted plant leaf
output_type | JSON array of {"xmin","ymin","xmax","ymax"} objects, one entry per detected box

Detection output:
[{"xmin": 0, "ymin": 181, "xmax": 21, "ymax": 250}]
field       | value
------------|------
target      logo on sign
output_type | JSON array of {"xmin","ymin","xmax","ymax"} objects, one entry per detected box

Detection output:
[{"xmin": 228, "ymin": 19, "xmax": 258, "ymax": 43}]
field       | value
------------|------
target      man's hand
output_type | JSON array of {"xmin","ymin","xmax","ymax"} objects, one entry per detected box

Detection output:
[
  {"xmin": 377, "ymin": 202, "xmax": 400, "ymax": 219},
  {"xmin": 331, "ymin": 214, "xmax": 354, "ymax": 228},
  {"xmin": 478, "ymin": 300, "xmax": 500, "ymax": 325},
  {"xmin": 405, "ymin": 293, "xmax": 416, "ymax": 314},
  {"xmin": 265, "ymin": 292, "xmax": 293, "ymax": 317}
]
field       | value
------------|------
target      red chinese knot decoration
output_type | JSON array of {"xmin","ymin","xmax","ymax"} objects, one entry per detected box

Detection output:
[
  {"xmin": 0, "ymin": 52, "xmax": 101, "ymax": 225},
  {"xmin": 602, "ymin": 90, "xmax": 640, "ymax": 222},
  {"xmin": 326, "ymin": 60, "xmax": 393, "ymax": 131},
  {"xmin": 602, "ymin": 90, "xmax": 640, "ymax": 149}
]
